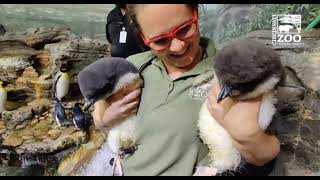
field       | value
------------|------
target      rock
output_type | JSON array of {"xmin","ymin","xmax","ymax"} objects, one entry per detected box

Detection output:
[
  {"xmin": 45, "ymin": 37, "xmax": 108, "ymax": 101},
  {"xmin": 6, "ymin": 87, "xmax": 35, "ymax": 111},
  {"xmin": 16, "ymin": 128, "xmax": 34, "ymax": 137},
  {"xmin": 57, "ymin": 127, "xmax": 106, "ymax": 176},
  {"xmin": 15, "ymin": 122, "xmax": 29, "ymax": 130},
  {"xmin": 48, "ymin": 129, "xmax": 61, "ymax": 140},
  {"xmin": 0, "ymin": 43, "xmax": 36, "ymax": 83},
  {"xmin": 15, "ymin": 67, "xmax": 52, "ymax": 101},
  {"xmin": 208, "ymin": 5, "xmax": 260, "ymax": 43},
  {"xmin": 0, "ymin": 121, "xmax": 6, "ymax": 134},
  {"xmin": 278, "ymin": 51, "xmax": 320, "ymax": 93},
  {"xmin": 0, "ymin": 27, "xmax": 75, "ymax": 50},
  {"xmin": 16, "ymin": 126, "xmax": 87, "ymax": 154},
  {"xmin": 21, "ymin": 135, "xmax": 34, "ymax": 140},
  {"xmin": 0, "ymin": 120, "xmax": 5, "ymax": 129},
  {"xmin": 33, "ymin": 119, "xmax": 52, "ymax": 131},
  {"xmin": 2, "ymin": 134, "xmax": 23, "ymax": 147},
  {"xmin": 1, "ymin": 110, "xmax": 13, "ymax": 122},
  {"xmin": 30, "ymin": 119, "xmax": 39, "ymax": 127},
  {"xmin": 7, "ymin": 106, "xmax": 33, "ymax": 129},
  {"xmin": 33, "ymin": 130, "xmax": 48, "ymax": 140}
]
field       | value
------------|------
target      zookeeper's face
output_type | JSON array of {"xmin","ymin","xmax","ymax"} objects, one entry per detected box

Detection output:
[{"xmin": 137, "ymin": 4, "xmax": 201, "ymax": 69}]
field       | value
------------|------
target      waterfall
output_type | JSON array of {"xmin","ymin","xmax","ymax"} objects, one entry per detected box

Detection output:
[{"xmin": 77, "ymin": 141, "xmax": 114, "ymax": 176}]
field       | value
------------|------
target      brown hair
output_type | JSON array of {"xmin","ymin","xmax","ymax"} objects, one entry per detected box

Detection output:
[{"xmin": 127, "ymin": 4, "xmax": 199, "ymax": 33}]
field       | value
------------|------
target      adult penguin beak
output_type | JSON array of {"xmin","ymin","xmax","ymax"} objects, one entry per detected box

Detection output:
[
  {"xmin": 217, "ymin": 85, "xmax": 233, "ymax": 103},
  {"xmin": 83, "ymin": 99, "xmax": 95, "ymax": 111}
]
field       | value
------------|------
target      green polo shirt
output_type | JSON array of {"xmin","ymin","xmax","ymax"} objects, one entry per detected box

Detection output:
[{"xmin": 123, "ymin": 37, "xmax": 216, "ymax": 176}]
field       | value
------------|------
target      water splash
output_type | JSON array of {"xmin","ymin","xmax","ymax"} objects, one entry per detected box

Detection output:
[{"xmin": 77, "ymin": 141, "xmax": 114, "ymax": 176}]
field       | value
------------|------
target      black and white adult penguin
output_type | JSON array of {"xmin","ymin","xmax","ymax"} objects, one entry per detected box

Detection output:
[
  {"xmin": 78, "ymin": 57, "xmax": 143, "ymax": 157},
  {"xmin": 52, "ymin": 99, "xmax": 72, "ymax": 127},
  {"xmin": 54, "ymin": 63, "xmax": 70, "ymax": 102},
  {"xmin": 72, "ymin": 103, "xmax": 89, "ymax": 131},
  {"xmin": 197, "ymin": 39, "xmax": 285, "ymax": 175},
  {"xmin": 0, "ymin": 81, "xmax": 7, "ymax": 113}
]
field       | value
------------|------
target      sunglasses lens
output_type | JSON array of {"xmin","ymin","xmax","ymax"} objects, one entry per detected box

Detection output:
[
  {"xmin": 176, "ymin": 23, "xmax": 197, "ymax": 40},
  {"xmin": 149, "ymin": 37, "xmax": 171, "ymax": 51}
]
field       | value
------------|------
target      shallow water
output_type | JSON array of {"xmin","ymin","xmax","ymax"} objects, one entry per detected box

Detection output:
[{"xmin": 0, "ymin": 164, "xmax": 45, "ymax": 176}]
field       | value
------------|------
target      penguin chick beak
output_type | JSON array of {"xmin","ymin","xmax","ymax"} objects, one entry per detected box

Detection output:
[
  {"xmin": 217, "ymin": 85, "xmax": 233, "ymax": 103},
  {"xmin": 83, "ymin": 99, "xmax": 95, "ymax": 111}
]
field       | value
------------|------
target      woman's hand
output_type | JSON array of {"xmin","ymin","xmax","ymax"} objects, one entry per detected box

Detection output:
[
  {"xmin": 207, "ymin": 83, "xmax": 262, "ymax": 140},
  {"xmin": 206, "ymin": 83, "xmax": 280, "ymax": 166},
  {"xmin": 92, "ymin": 88, "xmax": 141, "ymax": 130}
]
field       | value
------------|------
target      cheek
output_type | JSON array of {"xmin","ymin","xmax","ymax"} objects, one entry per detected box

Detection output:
[{"xmin": 190, "ymin": 32, "xmax": 200, "ymax": 48}]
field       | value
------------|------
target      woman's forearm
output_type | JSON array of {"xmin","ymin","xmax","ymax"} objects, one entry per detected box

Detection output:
[{"xmin": 231, "ymin": 130, "xmax": 280, "ymax": 166}]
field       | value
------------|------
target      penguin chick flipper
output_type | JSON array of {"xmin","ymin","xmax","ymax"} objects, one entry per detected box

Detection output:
[
  {"xmin": 258, "ymin": 92, "xmax": 277, "ymax": 130},
  {"xmin": 193, "ymin": 166, "xmax": 218, "ymax": 176}
]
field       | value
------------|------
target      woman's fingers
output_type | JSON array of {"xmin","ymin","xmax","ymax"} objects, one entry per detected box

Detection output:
[
  {"xmin": 122, "ymin": 100, "xmax": 139, "ymax": 114},
  {"xmin": 121, "ymin": 88, "xmax": 141, "ymax": 105}
]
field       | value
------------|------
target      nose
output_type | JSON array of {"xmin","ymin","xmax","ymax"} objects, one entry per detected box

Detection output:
[{"xmin": 169, "ymin": 38, "xmax": 186, "ymax": 52}]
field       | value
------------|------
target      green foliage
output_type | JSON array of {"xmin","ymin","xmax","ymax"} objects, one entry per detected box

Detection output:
[{"xmin": 221, "ymin": 4, "xmax": 320, "ymax": 43}]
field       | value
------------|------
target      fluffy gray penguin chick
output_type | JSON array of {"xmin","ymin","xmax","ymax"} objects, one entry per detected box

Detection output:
[
  {"xmin": 214, "ymin": 39, "xmax": 285, "ymax": 102},
  {"xmin": 78, "ymin": 57, "xmax": 142, "ymax": 176},
  {"xmin": 197, "ymin": 39, "xmax": 285, "ymax": 175},
  {"xmin": 78, "ymin": 57, "xmax": 141, "ymax": 111}
]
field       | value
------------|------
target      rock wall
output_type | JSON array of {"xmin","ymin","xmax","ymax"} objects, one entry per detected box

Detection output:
[{"xmin": 0, "ymin": 27, "xmax": 109, "ymax": 175}]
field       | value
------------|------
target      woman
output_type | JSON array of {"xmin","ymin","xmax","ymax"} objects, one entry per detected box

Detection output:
[
  {"xmin": 105, "ymin": 4, "xmax": 148, "ymax": 58},
  {"xmin": 93, "ymin": 4, "xmax": 280, "ymax": 176}
]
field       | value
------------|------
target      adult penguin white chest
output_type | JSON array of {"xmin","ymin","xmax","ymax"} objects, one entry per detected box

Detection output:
[
  {"xmin": 197, "ymin": 39, "xmax": 285, "ymax": 175},
  {"xmin": 54, "ymin": 70, "xmax": 70, "ymax": 101},
  {"xmin": 0, "ymin": 81, "xmax": 7, "ymax": 113}
]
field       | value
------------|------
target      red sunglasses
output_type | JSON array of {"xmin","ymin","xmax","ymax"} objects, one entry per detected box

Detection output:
[{"xmin": 140, "ymin": 8, "xmax": 199, "ymax": 51}]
